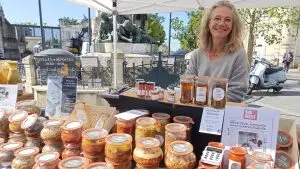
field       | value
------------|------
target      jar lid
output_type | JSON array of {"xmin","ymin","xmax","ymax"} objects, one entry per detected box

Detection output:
[
  {"xmin": 35, "ymin": 152, "xmax": 60, "ymax": 163},
  {"xmin": 277, "ymin": 129, "xmax": 293, "ymax": 148},
  {"xmin": 62, "ymin": 120, "xmax": 83, "ymax": 130},
  {"xmin": 21, "ymin": 114, "xmax": 38, "ymax": 129},
  {"xmin": 136, "ymin": 137, "xmax": 160, "ymax": 148},
  {"xmin": 59, "ymin": 156, "xmax": 89, "ymax": 169},
  {"xmin": 82, "ymin": 128, "xmax": 108, "ymax": 140},
  {"xmin": 43, "ymin": 119, "xmax": 63, "ymax": 127},
  {"xmin": 252, "ymin": 151, "xmax": 273, "ymax": 162},
  {"xmin": 105, "ymin": 133, "xmax": 132, "ymax": 145},
  {"xmin": 275, "ymin": 151, "xmax": 294, "ymax": 169},
  {"xmin": 16, "ymin": 100, "xmax": 36, "ymax": 107},
  {"xmin": 1, "ymin": 142, "xmax": 23, "ymax": 151},
  {"xmin": 250, "ymin": 162, "xmax": 272, "ymax": 169},
  {"xmin": 173, "ymin": 116, "xmax": 194, "ymax": 125},
  {"xmin": 169, "ymin": 141, "xmax": 193, "ymax": 155},
  {"xmin": 86, "ymin": 162, "xmax": 113, "ymax": 169},
  {"xmin": 135, "ymin": 109, "xmax": 150, "ymax": 115},
  {"xmin": 146, "ymin": 81, "xmax": 155, "ymax": 85},
  {"xmin": 180, "ymin": 75, "xmax": 194, "ymax": 80},
  {"xmin": 152, "ymin": 112, "xmax": 170, "ymax": 120},
  {"xmin": 9, "ymin": 111, "xmax": 28, "ymax": 122},
  {"xmin": 165, "ymin": 123, "xmax": 187, "ymax": 132},
  {"xmin": 229, "ymin": 146, "xmax": 247, "ymax": 156},
  {"xmin": 136, "ymin": 117, "xmax": 156, "ymax": 126},
  {"xmin": 15, "ymin": 146, "xmax": 39, "ymax": 157},
  {"xmin": 208, "ymin": 142, "xmax": 225, "ymax": 149}
]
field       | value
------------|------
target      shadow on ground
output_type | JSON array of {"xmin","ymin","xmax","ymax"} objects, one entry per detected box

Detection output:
[{"xmin": 251, "ymin": 90, "xmax": 300, "ymax": 97}]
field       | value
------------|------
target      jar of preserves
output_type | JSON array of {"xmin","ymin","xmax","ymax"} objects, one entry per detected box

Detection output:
[
  {"xmin": 62, "ymin": 144, "xmax": 81, "ymax": 159},
  {"xmin": 167, "ymin": 90, "xmax": 176, "ymax": 103},
  {"xmin": 21, "ymin": 114, "xmax": 44, "ymax": 137},
  {"xmin": 164, "ymin": 141, "xmax": 196, "ymax": 169},
  {"xmin": 82, "ymin": 151, "xmax": 105, "ymax": 163},
  {"xmin": 210, "ymin": 78, "xmax": 228, "ymax": 109},
  {"xmin": 0, "ymin": 142, "xmax": 23, "ymax": 167},
  {"xmin": 82, "ymin": 128, "xmax": 108, "ymax": 156},
  {"xmin": 8, "ymin": 111, "xmax": 28, "ymax": 133},
  {"xmin": 105, "ymin": 133, "xmax": 132, "ymax": 163},
  {"xmin": 11, "ymin": 146, "xmax": 39, "ymax": 169},
  {"xmin": 135, "ymin": 117, "xmax": 157, "ymax": 142},
  {"xmin": 34, "ymin": 152, "xmax": 60, "ymax": 169},
  {"xmin": 42, "ymin": 140, "xmax": 64, "ymax": 154},
  {"xmin": 105, "ymin": 158, "xmax": 132, "ymax": 169},
  {"xmin": 0, "ymin": 109, "xmax": 9, "ymax": 133},
  {"xmin": 146, "ymin": 82, "xmax": 155, "ymax": 97},
  {"xmin": 41, "ymin": 120, "xmax": 63, "ymax": 141},
  {"xmin": 165, "ymin": 123, "xmax": 187, "ymax": 152},
  {"xmin": 133, "ymin": 137, "xmax": 163, "ymax": 167},
  {"xmin": 275, "ymin": 151, "xmax": 294, "ymax": 169},
  {"xmin": 16, "ymin": 100, "xmax": 41, "ymax": 116},
  {"xmin": 180, "ymin": 75, "xmax": 194, "ymax": 103},
  {"xmin": 86, "ymin": 162, "xmax": 113, "ymax": 169},
  {"xmin": 194, "ymin": 77, "xmax": 209, "ymax": 106},
  {"xmin": 8, "ymin": 132, "xmax": 26, "ymax": 143},
  {"xmin": 173, "ymin": 116, "xmax": 194, "ymax": 142},
  {"xmin": 248, "ymin": 152, "xmax": 273, "ymax": 169},
  {"xmin": 229, "ymin": 146, "xmax": 247, "ymax": 169},
  {"xmin": 137, "ymin": 81, "xmax": 146, "ymax": 97},
  {"xmin": 61, "ymin": 120, "xmax": 83, "ymax": 145},
  {"xmin": 116, "ymin": 118, "xmax": 135, "ymax": 136},
  {"xmin": 58, "ymin": 156, "xmax": 89, "ymax": 169},
  {"xmin": 277, "ymin": 129, "xmax": 293, "ymax": 151},
  {"xmin": 152, "ymin": 113, "xmax": 170, "ymax": 136}
]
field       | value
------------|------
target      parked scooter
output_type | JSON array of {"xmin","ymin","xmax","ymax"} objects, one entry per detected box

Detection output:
[{"xmin": 247, "ymin": 57, "xmax": 286, "ymax": 95}]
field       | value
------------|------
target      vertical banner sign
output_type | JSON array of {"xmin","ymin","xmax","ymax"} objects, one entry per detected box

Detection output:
[{"xmin": 61, "ymin": 77, "xmax": 77, "ymax": 114}]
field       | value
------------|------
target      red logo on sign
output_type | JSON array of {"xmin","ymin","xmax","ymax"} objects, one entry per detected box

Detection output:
[{"xmin": 243, "ymin": 109, "xmax": 257, "ymax": 120}]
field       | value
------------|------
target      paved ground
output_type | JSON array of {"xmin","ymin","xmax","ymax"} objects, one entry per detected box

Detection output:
[{"xmin": 245, "ymin": 69, "xmax": 300, "ymax": 123}]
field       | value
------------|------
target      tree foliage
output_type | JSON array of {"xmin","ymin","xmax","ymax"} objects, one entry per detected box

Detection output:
[
  {"xmin": 59, "ymin": 17, "xmax": 79, "ymax": 25},
  {"xmin": 146, "ymin": 14, "xmax": 166, "ymax": 46}
]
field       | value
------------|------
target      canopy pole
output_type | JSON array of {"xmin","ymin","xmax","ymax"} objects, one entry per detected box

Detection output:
[{"xmin": 113, "ymin": 0, "xmax": 117, "ymax": 88}]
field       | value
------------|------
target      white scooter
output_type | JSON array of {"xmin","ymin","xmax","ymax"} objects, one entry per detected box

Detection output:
[{"xmin": 247, "ymin": 58, "xmax": 286, "ymax": 95}]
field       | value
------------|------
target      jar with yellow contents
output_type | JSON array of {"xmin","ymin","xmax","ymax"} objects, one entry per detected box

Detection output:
[{"xmin": 135, "ymin": 117, "xmax": 157, "ymax": 142}]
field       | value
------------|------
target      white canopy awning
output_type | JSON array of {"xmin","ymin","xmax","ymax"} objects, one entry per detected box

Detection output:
[{"xmin": 68, "ymin": 0, "xmax": 300, "ymax": 15}]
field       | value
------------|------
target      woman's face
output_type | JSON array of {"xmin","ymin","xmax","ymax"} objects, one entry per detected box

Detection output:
[{"xmin": 209, "ymin": 6, "xmax": 233, "ymax": 40}]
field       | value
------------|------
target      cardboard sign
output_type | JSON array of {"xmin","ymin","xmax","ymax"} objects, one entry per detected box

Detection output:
[
  {"xmin": 199, "ymin": 107, "xmax": 225, "ymax": 135},
  {"xmin": 0, "ymin": 84, "xmax": 18, "ymax": 109}
]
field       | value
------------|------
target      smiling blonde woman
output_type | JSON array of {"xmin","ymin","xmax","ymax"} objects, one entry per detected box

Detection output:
[{"xmin": 186, "ymin": 0, "xmax": 249, "ymax": 102}]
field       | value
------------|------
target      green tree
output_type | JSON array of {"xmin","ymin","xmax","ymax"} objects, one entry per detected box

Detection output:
[
  {"xmin": 59, "ymin": 17, "xmax": 79, "ymax": 25},
  {"xmin": 171, "ymin": 10, "xmax": 204, "ymax": 51},
  {"xmin": 146, "ymin": 14, "xmax": 166, "ymax": 45}
]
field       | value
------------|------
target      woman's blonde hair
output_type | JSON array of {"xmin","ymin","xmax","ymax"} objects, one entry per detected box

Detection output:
[{"xmin": 198, "ymin": 0, "xmax": 243, "ymax": 54}]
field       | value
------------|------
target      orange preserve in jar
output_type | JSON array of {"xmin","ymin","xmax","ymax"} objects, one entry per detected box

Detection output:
[
  {"xmin": 82, "ymin": 128, "xmax": 108, "ymax": 156},
  {"xmin": 135, "ymin": 117, "xmax": 157, "ymax": 142},
  {"xmin": 34, "ymin": 152, "xmax": 60, "ymax": 169},
  {"xmin": 229, "ymin": 146, "xmax": 247, "ymax": 169},
  {"xmin": 116, "ymin": 118, "xmax": 135, "ymax": 136},
  {"xmin": 133, "ymin": 137, "xmax": 163, "ymax": 167},
  {"xmin": 164, "ymin": 141, "xmax": 196, "ymax": 169},
  {"xmin": 58, "ymin": 156, "xmax": 89, "ymax": 169},
  {"xmin": 180, "ymin": 75, "xmax": 194, "ymax": 103},
  {"xmin": 105, "ymin": 133, "xmax": 132, "ymax": 163},
  {"xmin": 61, "ymin": 120, "xmax": 83, "ymax": 144},
  {"xmin": 194, "ymin": 76, "xmax": 209, "ymax": 106},
  {"xmin": 165, "ymin": 123, "xmax": 187, "ymax": 152}
]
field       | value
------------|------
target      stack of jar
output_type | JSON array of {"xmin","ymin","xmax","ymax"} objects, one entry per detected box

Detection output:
[
  {"xmin": 173, "ymin": 116, "xmax": 194, "ymax": 142},
  {"xmin": 105, "ymin": 133, "xmax": 133, "ymax": 169},
  {"xmin": 152, "ymin": 112, "xmax": 170, "ymax": 151},
  {"xmin": 180, "ymin": 75, "xmax": 228, "ymax": 109},
  {"xmin": 8, "ymin": 111, "xmax": 28, "ymax": 143},
  {"xmin": 61, "ymin": 120, "xmax": 83, "ymax": 159},
  {"xmin": 136, "ymin": 80, "xmax": 155, "ymax": 98},
  {"xmin": 33, "ymin": 152, "xmax": 60, "ymax": 169},
  {"xmin": 40, "ymin": 120, "xmax": 64, "ymax": 155},
  {"xmin": 0, "ymin": 109, "xmax": 9, "ymax": 141},
  {"xmin": 133, "ymin": 137, "xmax": 163, "ymax": 169},
  {"xmin": 21, "ymin": 114, "xmax": 46, "ymax": 147},
  {"xmin": 15, "ymin": 100, "xmax": 41, "ymax": 116},
  {"xmin": 82, "ymin": 128, "xmax": 108, "ymax": 163},
  {"xmin": 11, "ymin": 146, "xmax": 40, "ymax": 169},
  {"xmin": 165, "ymin": 123, "xmax": 187, "ymax": 153},
  {"xmin": 0, "ymin": 142, "xmax": 23, "ymax": 167}
]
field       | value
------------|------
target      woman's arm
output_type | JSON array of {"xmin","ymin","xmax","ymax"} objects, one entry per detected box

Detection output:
[
  {"xmin": 228, "ymin": 49, "xmax": 249, "ymax": 102},
  {"xmin": 186, "ymin": 50, "xmax": 198, "ymax": 76}
]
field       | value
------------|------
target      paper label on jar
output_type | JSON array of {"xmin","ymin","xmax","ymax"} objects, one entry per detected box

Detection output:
[
  {"xmin": 39, "ymin": 153, "xmax": 56, "ymax": 161},
  {"xmin": 64, "ymin": 159, "xmax": 83, "ymax": 168},
  {"xmin": 172, "ymin": 143, "xmax": 188, "ymax": 153},
  {"xmin": 196, "ymin": 87, "xmax": 207, "ymax": 102},
  {"xmin": 19, "ymin": 148, "xmax": 35, "ymax": 155},
  {"xmin": 66, "ymin": 121, "xmax": 81, "ymax": 129},
  {"xmin": 213, "ymin": 88, "xmax": 225, "ymax": 101},
  {"xmin": 142, "ymin": 139, "xmax": 156, "ymax": 146},
  {"xmin": 228, "ymin": 160, "xmax": 241, "ymax": 169},
  {"xmin": 111, "ymin": 136, "xmax": 127, "ymax": 143}
]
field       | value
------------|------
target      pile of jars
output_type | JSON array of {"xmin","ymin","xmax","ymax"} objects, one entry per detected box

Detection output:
[
  {"xmin": 8, "ymin": 111, "xmax": 28, "ymax": 144},
  {"xmin": 40, "ymin": 120, "xmax": 64, "ymax": 154},
  {"xmin": 21, "ymin": 114, "xmax": 46, "ymax": 147},
  {"xmin": 180, "ymin": 75, "xmax": 228, "ymax": 109}
]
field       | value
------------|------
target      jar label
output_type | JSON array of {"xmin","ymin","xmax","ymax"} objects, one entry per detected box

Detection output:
[
  {"xmin": 228, "ymin": 160, "xmax": 241, "ymax": 169},
  {"xmin": 3, "ymin": 143, "xmax": 20, "ymax": 149},
  {"xmin": 66, "ymin": 121, "xmax": 81, "ymax": 129},
  {"xmin": 111, "ymin": 136, "xmax": 127, "ymax": 143},
  {"xmin": 142, "ymin": 139, "xmax": 156, "ymax": 146},
  {"xmin": 275, "ymin": 154, "xmax": 291, "ymax": 168},
  {"xmin": 64, "ymin": 159, "xmax": 83, "ymax": 168},
  {"xmin": 196, "ymin": 87, "xmax": 207, "ymax": 102},
  {"xmin": 39, "ymin": 153, "xmax": 56, "ymax": 161},
  {"xmin": 213, "ymin": 88, "xmax": 225, "ymax": 101},
  {"xmin": 172, "ymin": 143, "xmax": 188, "ymax": 153},
  {"xmin": 19, "ymin": 148, "xmax": 35, "ymax": 155}
]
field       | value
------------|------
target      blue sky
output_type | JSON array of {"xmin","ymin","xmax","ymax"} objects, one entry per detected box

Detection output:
[{"xmin": 1, "ymin": 0, "xmax": 188, "ymax": 51}]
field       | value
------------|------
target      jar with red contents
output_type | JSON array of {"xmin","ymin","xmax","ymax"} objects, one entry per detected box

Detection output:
[
  {"xmin": 116, "ymin": 118, "xmax": 135, "ymax": 136},
  {"xmin": 228, "ymin": 146, "xmax": 247, "ymax": 169},
  {"xmin": 61, "ymin": 120, "xmax": 83, "ymax": 145},
  {"xmin": 146, "ymin": 82, "xmax": 155, "ymax": 97},
  {"xmin": 137, "ymin": 81, "xmax": 146, "ymax": 97}
]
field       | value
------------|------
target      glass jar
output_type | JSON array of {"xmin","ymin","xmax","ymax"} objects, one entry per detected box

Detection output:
[
  {"xmin": 16, "ymin": 100, "xmax": 41, "ymax": 116},
  {"xmin": 8, "ymin": 132, "xmax": 26, "ymax": 143},
  {"xmin": 165, "ymin": 123, "xmax": 187, "ymax": 152},
  {"xmin": 105, "ymin": 133, "xmax": 132, "ymax": 163},
  {"xmin": 25, "ymin": 137, "xmax": 43, "ymax": 147},
  {"xmin": 85, "ymin": 162, "xmax": 114, "ymax": 169},
  {"xmin": 58, "ymin": 156, "xmax": 89, "ymax": 169},
  {"xmin": 0, "ymin": 142, "xmax": 23, "ymax": 167},
  {"xmin": 34, "ymin": 152, "xmax": 60, "ymax": 169},
  {"xmin": 249, "ymin": 152, "xmax": 273, "ymax": 169},
  {"xmin": 82, "ymin": 151, "xmax": 105, "ymax": 163},
  {"xmin": 41, "ymin": 120, "xmax": 63, "ymax": 141},
  {"xmin": 229, "ymin": 146, "xmax": 247, "ymax": 169},
  {"xmin": 105, "ymin": 158, "xmax": 132, "ymax": 169},
  {"xmin": 82, "ymin": 128, "xmax": 108, "ymax": 156},
  {"xmin": 11, "ymin": 146, "xmax": 39, "ymax": 169},
  {"xmin": 146, "ymin": 82, "xmax": 155, "ymax": 97},
  {"xmin": 164, "ymin": 141, "xmax": 196, "ymax": 169},
  {"xmin": 180, "ymin": 75, "xmax": 194, "ymax": 103},
  {"xmin": 116, "ymin": 118, "xmax": 135, "ymax": 136},
  {"xmin": 152, "ymin": 113, "xmax": 170, "ymax": 136},
  {"xmin": 42, "ymin": 140, "xmax": 64, "ymax": 154},
  {"xmin": 210, "ymin": 78, "xmax": 228, "ymax": 109},
  {"xmin": 137, "ymin": 81, "xmax": 146, "ymax": 97},
  {"xmin": 135, "ymin": 79, "xmax": 144, "ymax": 91},
  {"xmin": 173, "ymin": 116, "xmax": 194, "ymax": 142},
  {"xmin": 62, "ymin": 144, "xmax": 81, "ymax": 159},
  {"xmin": 61, "ymin": 120, "xmax": 83, "ymax": 145},
  {"xmin": 133, "ymin": 137, "xmax": 163, "ymax": 167},
  {"xmin": 275, "ymin": 151, "xmax": 294, "ymax": 169},
  {"xmin": 8, "ymin": 111, "xmax": 28, "ymax": 133},
  {"xmin": 135, "ymin": 117, "xmax": 157, "ymax": 142},
  {"xmin": 21, "ymin": 114, "xmax": 43, "ymax": 137},
  {"xmin": 0, "ymin": 109, "xmax": 9, "ymax": 133},
  {"xmin": 194, "ymin": 77, "xmax": 209, "ymax": 106}
]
